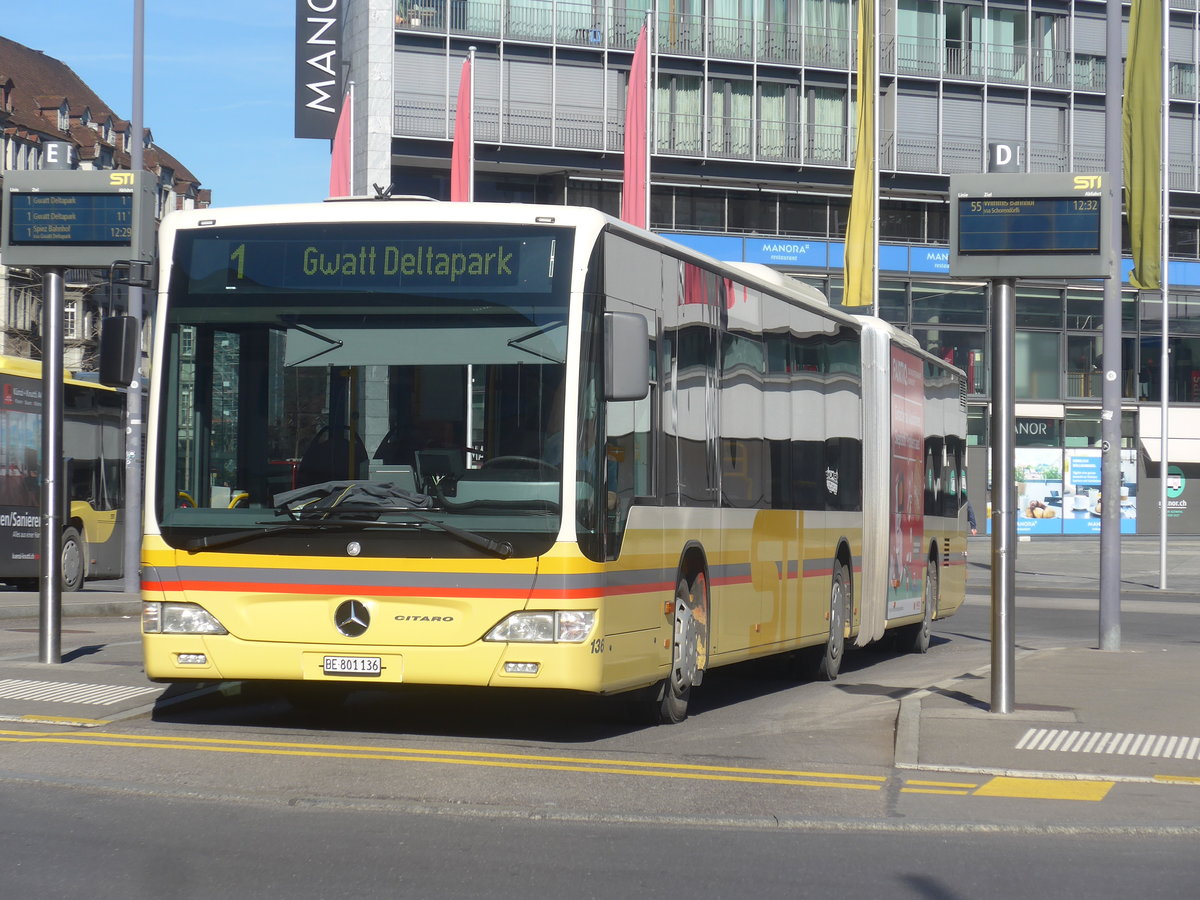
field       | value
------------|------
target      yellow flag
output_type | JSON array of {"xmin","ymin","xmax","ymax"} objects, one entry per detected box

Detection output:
[
  {"xmin": 843, "ymin": 0, "xmax": 876, "ymax": 308},
  {"xmin": 1122, "ymin": 0, "xmax": 1162, "ymax": 290}
]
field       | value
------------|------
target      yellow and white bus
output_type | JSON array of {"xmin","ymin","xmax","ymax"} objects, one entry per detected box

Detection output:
[
  {"xmin": 0, "ymin": 354, "xmax": 125, "ymax": 591},
  {"xmin": 140, "ymin": 200, "xmax": 967, "ymax": 722}
]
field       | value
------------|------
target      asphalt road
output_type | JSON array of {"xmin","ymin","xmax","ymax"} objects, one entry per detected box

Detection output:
[
  {"xmin": 1, "ymin": 581, "xmax": 1197, "ymax": 897},
  {"xmin": 3, "ymin": 777, "xmax": 1197, "ymax": 900}
]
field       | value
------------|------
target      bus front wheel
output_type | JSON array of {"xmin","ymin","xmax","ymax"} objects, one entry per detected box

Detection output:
[
  {"xmin": 61, "ymin": 527, "xmax": 85, "ymax": 593},
  {"xmin": 813, "ymin": 561, "xmax": 850, "ymax": 681},
  {"xmin": 641, "ymin": 574, "xmax": 706, "ymax": 725}
]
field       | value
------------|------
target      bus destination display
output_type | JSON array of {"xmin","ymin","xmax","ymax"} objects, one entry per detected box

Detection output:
[
  {"xmin": 185, "ymin": 234, "xmax": 560, "ymax": 295},
  {"xmin": 7, "ymin": 192, "xmax": 134, "ymax": 246},
  {"xmin": 957, "ymin": 196, "xmax": 1101, "ymax": 255}
]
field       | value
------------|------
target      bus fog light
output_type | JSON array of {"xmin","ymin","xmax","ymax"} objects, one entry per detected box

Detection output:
[
  {"xmin": 504, "ymin": 662, "xmax": 539, "ymax": 674},
  {"xmin": 485, "ymin": 611, "xmax": 595, "ymax": 644},
  {"xmin": 177, "ymin": 653, "xmax": 208, "ymax": 665},
  {"xmin": 161, "ymin": 602, "xmax": 227, "ymax": 635}
]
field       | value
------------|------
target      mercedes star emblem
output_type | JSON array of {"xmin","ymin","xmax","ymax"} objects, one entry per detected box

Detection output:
[{"xmin": 334, "ymin": 599, "xmax": 370, "ymax": 637}]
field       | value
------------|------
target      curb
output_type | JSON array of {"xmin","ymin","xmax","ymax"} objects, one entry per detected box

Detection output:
[{"xmin": 0, "ymin": 597, "xmax": 141, "ymax": 621}]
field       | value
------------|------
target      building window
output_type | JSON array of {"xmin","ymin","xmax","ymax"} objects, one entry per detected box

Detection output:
[
  {"xmin": 1015, "ymin": 330, "xmax": 1061, "ymax": 400},
  {"xmin": 674, "ymin": 187, "xmax": 724, "ymax": 231},
  {"xmin": 709, "ymin": 78, "xmax": 752, "ymax": 158},
  {"xmin": 657, "ymin": 73, "xmax": 703, "ymax": 155},
  {"xmin": 727, "ymin": 191, "xmax": 777, "ymax": 234},
  {"xmin": 911, "ymin": 281, "xmax": 986, "ymax": 326},
  {"xmin": 779, "ymin": 193, "xmax": 829, "ymax": 237},
  {"xmin": 63, "ymin": 302, "xmax": 77, "ymax": 340},
  {"xmin": 914, "ymin": 327, "xmax": 987, "ymax": 395},
  {"xmin": 880, "ymin": 200, "xmax": 926, "ymax": 243},
  {"xmin": 758, "ymin": 82, "xmax": 798, "ymax": 161}
]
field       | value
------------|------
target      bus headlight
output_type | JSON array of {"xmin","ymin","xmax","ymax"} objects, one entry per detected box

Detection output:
[
  {"xmin": 484, "ymin": 610, "xmax": 596, "ymax": 643},
  {"xmin": 143, "ymin": 601, "xmax": 228, "ymax": 635}
]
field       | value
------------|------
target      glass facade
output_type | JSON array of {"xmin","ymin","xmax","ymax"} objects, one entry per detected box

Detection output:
[{"xmin": 379, "ymin": 0, "xmax": 1200, "ymax": 533}]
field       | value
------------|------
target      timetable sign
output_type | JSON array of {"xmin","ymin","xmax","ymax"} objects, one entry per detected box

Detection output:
[
  {"xmin": 8, "ymin": 192, "xmax": 135, "ymax": 246},
  {"xmin": 1, "ymin": 170, "xmax": 156, "ymax": 268},
  {"xmin": 949, "ymin": 172, "xmax": 1115, "ymax": 279}
]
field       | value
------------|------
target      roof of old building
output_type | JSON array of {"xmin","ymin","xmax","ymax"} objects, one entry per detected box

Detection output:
[{"xmin": 0, "ymin": 34, "xmax": 203, "ymax": 192}]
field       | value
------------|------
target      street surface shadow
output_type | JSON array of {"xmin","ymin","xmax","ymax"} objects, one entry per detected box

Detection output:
[{"xmin": 151, "ymin": 637, "xmax": 946, "ymax": 743}]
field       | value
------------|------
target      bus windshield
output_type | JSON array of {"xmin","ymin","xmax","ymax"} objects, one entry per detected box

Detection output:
[{"xmin": 158, "ymin": 222, "xmax": 574, "ymax": 558}]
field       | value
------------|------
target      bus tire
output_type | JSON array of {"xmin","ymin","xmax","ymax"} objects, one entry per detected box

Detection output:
[
  {"xmin": 650, "ymin": 575, "xmax": 705, "ymax": 725},
  {"xmin": 815, "ymin": 561, "xmax": 850, "ymax": 681},
  {"xmin": 896, "ymin": 560, "xmax": 936, "ymax": 654},
  {"xmin": 61, "ymin": 527, "xmax": 85, "ymax": 593}
]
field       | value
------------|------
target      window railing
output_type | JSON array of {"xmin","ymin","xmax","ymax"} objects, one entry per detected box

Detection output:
[
  {"xmin": 1171, "ymin": 62, "xmax": 1196, "ymax": 100},
  {"xmin": 397, "ymin": 0, "xmax": 859, "ymax": 69}
]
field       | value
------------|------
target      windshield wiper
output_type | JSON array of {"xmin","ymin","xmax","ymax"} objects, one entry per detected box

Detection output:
[
  {"xmin": 274, "ymin": 480, "xmax": 513, "ymax": 559},
  {"xmin": 180, "ymin": 520, "xmax": 335, "ymax": 552}
]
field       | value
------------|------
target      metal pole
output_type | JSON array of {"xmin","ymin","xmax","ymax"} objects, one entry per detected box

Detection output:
[
  {"xmin": 39, "ymin": 267, "xmax": 65, "ymax": 664},
  {"xmin": 990, "ymin": 276, "xmax": 1016, "ymax": 714},
  {"xmin": 122, "ymin": 0, "xmax": 146, "ymax": 594},
  {"xmin": 1159, "ymin": 0, "xmax": 1171, "ymax": 590},
  {"xmin": 1099, "ymin": 0, "xmax": 1123, "ymax": 649}
]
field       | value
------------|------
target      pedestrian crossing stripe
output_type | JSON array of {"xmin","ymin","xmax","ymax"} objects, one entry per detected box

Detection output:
[
  {"xmin": 1017, "ymin": 728, "xmax": 1200, "ymax": 761},
  {"xmin": 0, "ymin": 678, "xmax": 158, "ymax": 706}
]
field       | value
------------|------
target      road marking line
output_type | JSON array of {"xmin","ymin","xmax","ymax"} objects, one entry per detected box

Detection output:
[
  {"xmin": 901, "ymin": 787, "xmax": 972, "ymax": 796},
  {"xmin": 0, "ymin": 728, "xmax": 885, "ymax": 792},
  {"xmin": 1153, "ymin": 775, "xmax": 1200, "ymax": 785},
  {"xmin": 905, "ymin": 779, "xmax": 981, "ymax": 788},
  {"xmin": 974, "ymin": 777, "xmax": 1114, "ymax": 802}
]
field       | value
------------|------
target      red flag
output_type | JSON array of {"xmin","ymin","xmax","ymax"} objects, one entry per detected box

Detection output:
[
  {"xmin": 328, "ymin": 87, "xmax": 352, "ymax": 197},
  {"xmin": 621, "ymin": 25, "xmax": 648, "ymax": 228},
  {"xmin": 451, "ymin": 54, "xmax": 474, "ymax": 202}
]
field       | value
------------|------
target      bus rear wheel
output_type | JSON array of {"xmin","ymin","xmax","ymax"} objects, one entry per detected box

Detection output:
[
  {"xmin": 61, "ymin": 527, "xmax": 85, "ymax": 593},
  {"xmin": 895, "ymin": 560, "xmax": 936, "ymax": 654}
]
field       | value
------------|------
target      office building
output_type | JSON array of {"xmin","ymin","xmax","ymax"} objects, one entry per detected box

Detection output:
[{"xmin": 333, "ymin": 0, "xmax": 1198, "ymax": 533}]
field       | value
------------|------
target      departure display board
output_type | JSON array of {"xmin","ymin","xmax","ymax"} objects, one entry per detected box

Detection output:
[
  {"xmin": 0, "ymin": 171, "xmax": 156, "ymax": 267},
  {"xmin": 7, "ymin": 192, "xmax": 134, "ymax": 246},
  {"xmin": 957, "ymin": 197, "xmax": 1101, "ymax": 255},
  {"xmin": 949, "ymin": 173, "xmax": 1114, "ymax": 279}
]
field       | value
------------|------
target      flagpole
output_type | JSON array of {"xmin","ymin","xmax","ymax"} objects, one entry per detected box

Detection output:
[
  {"xmin": 871, "ymin": 0, "xmax": 879, "ymax": 318},
  {"xmin": 468, "ymin": 46, "xmax": 476, "ymax": 202},
  {"xmin": 1159, "ymin": 1, "xmax": 1170, "ymax": 588},
  {"xmin": 644, "ymin": 8, "xmax": 653, "ymax": 228},
  {"xmin": 347, "ymin": 80, "xmax": 355, "ymax": 196}
]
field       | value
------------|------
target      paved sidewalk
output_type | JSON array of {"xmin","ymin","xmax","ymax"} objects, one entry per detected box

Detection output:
[{"xmin": 909, "ymin": 535, "xmax": 1200, "ymax": 783}]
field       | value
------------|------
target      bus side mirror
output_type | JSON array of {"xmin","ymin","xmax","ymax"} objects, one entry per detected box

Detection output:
[
  {"xmin": 99, "ymin": 316, "xmax": 139, "ymax": 387},
  {"xmin": 604, "ymin": 311, "xmax": 650, "ymax": 402}
]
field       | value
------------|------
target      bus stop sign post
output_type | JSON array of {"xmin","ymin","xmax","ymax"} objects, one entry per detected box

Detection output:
[
  {"xmin": 1, "ymin": 170, "xmax": 156, "ymax": 663},
  {"xmin": 38, "ymin": 269, "xmax": 65, "ymax": 664},
  {"xmin": 950, "ymin": 168, "xmax": 1115, "ymax": 713}
]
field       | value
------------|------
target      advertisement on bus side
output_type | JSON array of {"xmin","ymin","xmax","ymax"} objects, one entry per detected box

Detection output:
[{"xmin": 888, "ymin": 346, "xmax": 925, "ymax": 619}]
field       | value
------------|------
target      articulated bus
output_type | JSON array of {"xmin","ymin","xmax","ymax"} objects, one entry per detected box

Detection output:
[
  {"xmin": 140, "ymin": 199, "xmax": 967, "ymax": 722},
  {"xmin": 0, "ymin": 355, "xmax": 125, "ymax": 591}
]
